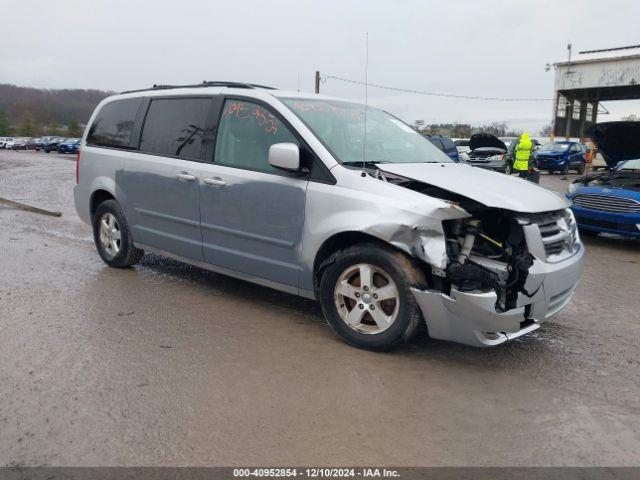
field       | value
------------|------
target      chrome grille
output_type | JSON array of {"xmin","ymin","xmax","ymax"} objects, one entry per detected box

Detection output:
[
  {"xmin": 537, "ymin": 214, "xmax": 570, "ymax": 256},
  {"xmin": 572, "ymin": 194, "xmax": 640, "ymax": 213},
  {"xmin": 527, "ymin": 210, "xmax": 578, "ymax": 261}
]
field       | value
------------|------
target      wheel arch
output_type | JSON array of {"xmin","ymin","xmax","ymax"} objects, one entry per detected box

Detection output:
[
  {"xmin": 89, "ymin": 189, "xmax": 116, "ymax": 218},
  {"xmin": 312, "ymin": 230, "xmax": 427, "ymax": 296}
]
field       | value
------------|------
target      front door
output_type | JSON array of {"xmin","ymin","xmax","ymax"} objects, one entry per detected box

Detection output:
[
  {"xmin": 568, "ymin": 143, "xmax": 584, "ymax": 169},
  {"xmin": 198, "ymin": 99, "xmax": 307, "ymax": 287}
]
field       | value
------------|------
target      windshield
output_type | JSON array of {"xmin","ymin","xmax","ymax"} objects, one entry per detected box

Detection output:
[
  {"xmin": 619, "ymin": 159, "xmax": 640, "ymax": 170},
  {"xmin": 282, "ymin": 98, "xmax": 451, "ymax": 164},
  {"xmin": 539, "ymin": 142, "xmax": 570, "ymax": 152}
]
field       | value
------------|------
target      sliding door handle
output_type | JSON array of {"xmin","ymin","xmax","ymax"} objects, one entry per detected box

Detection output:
[
  {"xmin": 203, "ymin": 177, "xmax": 227, "ymax": 187},
  {"xmin": 175, "ymin": 172, "xmax": 196, "ymax": 182}
]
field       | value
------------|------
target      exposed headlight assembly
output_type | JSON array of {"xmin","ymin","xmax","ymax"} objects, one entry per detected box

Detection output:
[{"xmin": 564, "ymin": 208, "xmax": 581, "ymax": 251}]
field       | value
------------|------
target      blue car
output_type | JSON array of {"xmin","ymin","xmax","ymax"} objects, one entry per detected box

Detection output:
[
  {"xmin": 426, "ymin": 136, "xmax": 459, "ymax": 162},
  {"xmin": 534, "ymin": 141, "xmax": 586, "ymax": 175},
  {"xmin": 57, "ymin": 138, "xmax": 81, "ymax": 154},
  {"xmin": 566, "ymin": 121, "xmax": 640, "ymax": 238}
]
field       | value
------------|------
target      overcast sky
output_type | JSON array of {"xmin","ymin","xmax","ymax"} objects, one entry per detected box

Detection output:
[{"xmin": 2, "ymin": 0, "xmax": 639, "ymax": 132}]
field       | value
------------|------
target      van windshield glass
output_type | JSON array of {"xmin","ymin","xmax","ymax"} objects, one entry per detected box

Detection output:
[{"xmin": 282, "ymin": 98, "xmax": 451, "ymax": 164}]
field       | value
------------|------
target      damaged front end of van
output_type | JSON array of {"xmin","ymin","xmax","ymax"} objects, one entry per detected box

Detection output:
[{"xmin": 372, "ymin": 163, "xmax": 584, "ymax": 347}]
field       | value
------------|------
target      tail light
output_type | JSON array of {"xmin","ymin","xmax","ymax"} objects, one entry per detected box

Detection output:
[{"xmin": 75, "ymin": 150, "xmax": 80, "ymax": 184}]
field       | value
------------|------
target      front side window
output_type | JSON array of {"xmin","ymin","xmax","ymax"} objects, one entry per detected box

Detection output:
[
  {"xmin": 282, "ymin": 98, "xmax": 450, "ymax": 165},
  {"xmin": 87, "ymin": 98, "xmax": 142, "ymax": 148},
  {"xmin": 140, "ymin": 98, "xmax": 212, "ymax": 160},
  {"xmin": 214, "ymin": 100, "xmax": 298, "ymax": 173}
]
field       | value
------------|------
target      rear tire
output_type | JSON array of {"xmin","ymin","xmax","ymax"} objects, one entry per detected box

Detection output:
[
  {"xmin": 318, "ymin": 243, "xmax": 426, "ymax": 351},
  {"xmin": 577, "ymin": 163, "xmax": 585, "ymax": 174},
  {"xmin": 561, "ymin": 164, "xmax": 569, "ymax": 175},
  {"xmin": 92, "ymin": 200, "xmax": 143, "ymax": 268}
]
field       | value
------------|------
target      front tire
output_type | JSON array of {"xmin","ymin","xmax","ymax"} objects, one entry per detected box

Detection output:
[
  {"xmin": 561, "ymin": 164, "xmax": 569, "ymax": 175},
  {"xmin": 319, "ymin": 243, "xmax": 426, "ymax": 351},
  {"xmin": 92, "ymin": 200, "xmax": 143, "ymax": 268}
]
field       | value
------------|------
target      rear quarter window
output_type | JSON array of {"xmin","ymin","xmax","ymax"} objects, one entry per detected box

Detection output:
[{"xmin": 87, "ymin": 98, "xmax": 142, "ymax": 148}]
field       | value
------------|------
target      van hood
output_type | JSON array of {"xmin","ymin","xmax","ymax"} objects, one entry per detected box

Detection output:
[
  {"xmin": 469, "ymin": 133, "xmax": 507, "ymax": 151},
  {"xmin": 380, "ymin": 162, "xmax": 570, "ymax": 213},
  {"xmin": 586, "ymin": 121, "xmax": 640, "ymax": 167}
]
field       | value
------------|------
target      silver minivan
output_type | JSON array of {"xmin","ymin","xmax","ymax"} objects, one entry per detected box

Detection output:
[{"xmin": 74, "ymin": 81, "xmax": 584, "ymax": 350}]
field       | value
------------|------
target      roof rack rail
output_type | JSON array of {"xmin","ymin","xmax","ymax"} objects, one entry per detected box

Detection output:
[{"xmin": 120, "ymin": 81, "xmax": 277, "ymax": 95}]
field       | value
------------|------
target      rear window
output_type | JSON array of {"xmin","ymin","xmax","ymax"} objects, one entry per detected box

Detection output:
[
  {"xmin": 87, "ymin": 98, "xmax": 142, "ymax": 148},
  {"xmin": 140, "ymin": 97, "xmax": 212, "ymax": 160}
]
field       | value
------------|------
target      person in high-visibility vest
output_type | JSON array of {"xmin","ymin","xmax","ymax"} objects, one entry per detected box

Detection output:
[{"xmin": 514, "ymin": 132, "xmax": 532, "ymax": 178}]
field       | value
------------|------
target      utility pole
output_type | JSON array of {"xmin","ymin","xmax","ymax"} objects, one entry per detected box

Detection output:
[{"xmin": 315, "ymin": 71, "xmax": 320, "ymax": 94}]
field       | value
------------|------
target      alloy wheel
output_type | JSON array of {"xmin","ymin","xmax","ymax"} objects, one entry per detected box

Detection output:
[
  {"xmin": 334, "ymin": 263, "xmax": 400, "ymax": 334},
  {"xmin": 98, "ymin": 212, "xmax": 122, "ymax": 257}
]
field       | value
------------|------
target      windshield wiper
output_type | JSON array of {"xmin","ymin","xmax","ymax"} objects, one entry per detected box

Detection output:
[{"xmin": 341, "ymin": 160, "xmax": 388, "ymax": 167}]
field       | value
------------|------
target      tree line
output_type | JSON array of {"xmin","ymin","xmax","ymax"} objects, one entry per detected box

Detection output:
[
  {"xmin": 0, "ymin": 83, "xmax": 113, "ymax": 137},
  {"xmin": 412, "ymin": 121, "xmax": 528, "ymax": 138}
]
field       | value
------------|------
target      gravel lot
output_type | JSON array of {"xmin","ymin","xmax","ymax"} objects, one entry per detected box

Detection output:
[{"xmin": 1, "ymin": 149, "xmax": 639, "ymax": 466}]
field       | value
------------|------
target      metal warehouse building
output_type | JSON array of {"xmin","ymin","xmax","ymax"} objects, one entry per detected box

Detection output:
[{"xmin": 552, "ymin": 44, "xmax": 640, "ymax": 138}]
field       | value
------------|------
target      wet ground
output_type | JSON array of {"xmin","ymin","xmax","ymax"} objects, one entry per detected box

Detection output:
[{"xmin": 1, "ymin": 150, "xmax": 639, "ymax": 466}]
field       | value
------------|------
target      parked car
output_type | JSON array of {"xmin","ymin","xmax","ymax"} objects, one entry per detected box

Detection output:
[
  {"xmin": 426, "ymin": 136, "xmax": 459, "ymax": 161},
  {"xmin": 567, "ymin": 121, "xmax": 640, "ymax": 238},
  {"xmin": 0, "ymin": 137, "xmax": 14, "ymax": 149},
  {"xmin": 10, "ymin": 137, "xmax": 34, "ymax": 150},
  {"xmin": 453, "ymin": 138, "xmax": 471, "ymax": 154},
  {"xmin": 34, "ymin": 136, "xmax": 58, "ymax": 151},
  {"xmin": 57, "ymin": 138, "xmax": 81, "ymax": 153},
  {"xmin": 74, "ymin": 82, "xmax": 583, "ymax": 350},
  {"xmin": 460, "ymin": 133, "xmax": 510, "ymax": 173},
  {"xmin": 533, "ymin": 141, "xmax": 586, "ymax": 174},
  {"xmin": 44, "ymin": 137, "xmax": 67, "ymax": 152},
  {"xmin": 3, "ymin": 138, "xmax": 15, "ymax": 150},
  {"xmin": 530, "ymin": 138, "xmax": 542, "ymax": 150},
  {"xmin": 34, "ymin": 137, "xmax": 46, "ymax": 150}
]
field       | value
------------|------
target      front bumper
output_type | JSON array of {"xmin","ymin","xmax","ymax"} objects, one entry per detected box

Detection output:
[
  {"xmin": 411, "ymin": 245, "xmax": 584, "ymax": 347},
  {"xmin": 571, "ymin": 205, "xmax": 640, "ymax": 238},
  {"xmin": 536, "ymin": 158, "xmax": 565, "ymax": 171},
  {"xmin": 465, "ymin": 161, "xmax": 506, "ymax": 172}
]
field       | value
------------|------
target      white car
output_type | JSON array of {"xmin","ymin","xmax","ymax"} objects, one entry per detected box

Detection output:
[{"xmin": 3, "ymin": 138, "xmax": 15, "ymax": 150}]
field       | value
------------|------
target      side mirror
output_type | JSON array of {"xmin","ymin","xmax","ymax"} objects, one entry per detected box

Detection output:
[{"xmin": 268, "ymin": 143, "xmax": 300, "ymax": 171}]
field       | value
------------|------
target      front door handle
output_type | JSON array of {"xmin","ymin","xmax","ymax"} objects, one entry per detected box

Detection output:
[
  {"xmin": 175, "ymin": 172, "xmax": 196, "ymax": 182},
  {"xmin": 203, "ymin": 177, "xmax": 227, "ymax": 187}
]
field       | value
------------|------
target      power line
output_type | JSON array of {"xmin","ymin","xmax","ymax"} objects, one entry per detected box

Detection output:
[{"xmin": 322, "ymin": 74, "xmax": 553, "ymax": 102}]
